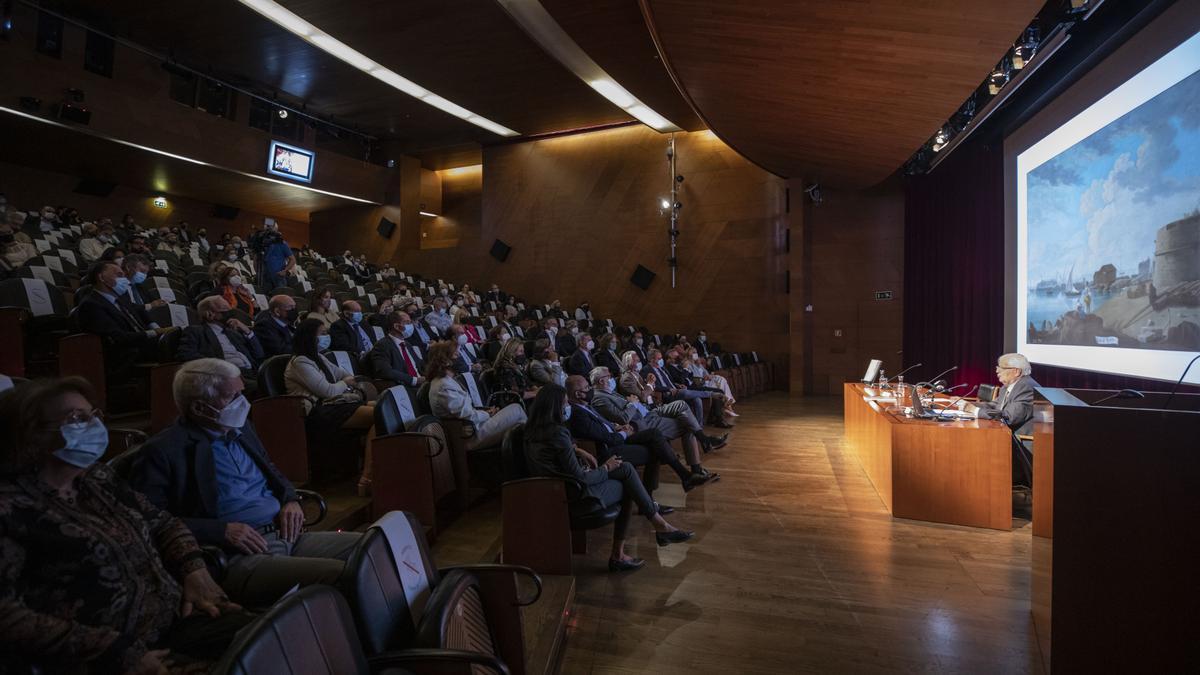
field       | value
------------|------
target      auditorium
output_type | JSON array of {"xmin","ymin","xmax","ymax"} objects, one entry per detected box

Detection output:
[{"xmin": 2, "ymin": 0, "xmax": 1198, "ymax": 672}]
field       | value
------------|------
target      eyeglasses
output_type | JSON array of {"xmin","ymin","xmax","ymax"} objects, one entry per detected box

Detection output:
[{"xmin": 41, "ymin": 408, "xmax": 104, "ymax": 430}]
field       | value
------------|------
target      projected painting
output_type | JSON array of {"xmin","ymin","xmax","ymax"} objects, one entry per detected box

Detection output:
[{"xmin": 1025, "ymin": 69, "xmax": 1200, "ymax": 352}]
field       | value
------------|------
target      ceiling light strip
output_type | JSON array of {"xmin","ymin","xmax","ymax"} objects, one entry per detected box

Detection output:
[
  {"xmin": 0, "ymin": 105, "xmax": 379, "ymax": 205},
  {"xmin": 495, "ymin": 0, "xmax": 681, "ymax": 133},
  {"xmin": 236, "ymin": 0, "xmax": 518, "ymax": 137}
]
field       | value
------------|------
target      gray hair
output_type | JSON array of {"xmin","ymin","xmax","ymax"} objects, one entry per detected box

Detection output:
[
  {"xmin": 588, "ymin": 366, "xmax": 612, "ymax": 386},
  {"xmin": 196, "ymin": 295, "xmax": 227, "ymax": 315},
  {"xmin": 998, "ymin": 353, "xmax": 1032, "ymax": 376},
  {"xmin": 620, "ymin": 350, "xmax": 640, "ymax": 372},
  {"xmin": 174, "ymin": 358, "xmax": 240, "ymax": 413}
]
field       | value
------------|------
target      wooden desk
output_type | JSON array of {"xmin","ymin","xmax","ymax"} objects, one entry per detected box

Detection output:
[{"xmin": 843, "ymin": 382, "xmax": 1012, "ymax": 530}]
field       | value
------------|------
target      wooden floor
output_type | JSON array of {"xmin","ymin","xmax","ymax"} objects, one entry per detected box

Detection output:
[{"xmin": 433, "ymin": 393, "xmax": 1043, "ymax": 674}]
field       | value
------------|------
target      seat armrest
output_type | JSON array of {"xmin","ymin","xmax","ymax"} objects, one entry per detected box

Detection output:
[
  {"xmin": 438, "ymin": 564, "xmax": 542, "ymax": 606},
  {"xmin": 200, "ymin": 545, "xmax": 228, "ymax": 582},
  {"xmin": 295, "ymin": 488, "xmax": 328, "ymax": 527},
  {"xmin": 368, "ymin": 648, "xmax": 509, "ymax": 675},
  {"xmin": 378, "ymin": 431, "xmax": 446, "ymax": 459}
]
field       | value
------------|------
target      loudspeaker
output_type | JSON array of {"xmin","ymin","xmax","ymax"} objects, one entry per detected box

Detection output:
[
  {"xmin": 630, "ymin": 264, "xmax": 656, "ymax": 290},
  {"xmin": 490, "ymin": 239, "xmax": 512, "ymax": 262},
  {"xmin": 377, "ymin": 217, "xmax": 396, "ymax": 239},
  {"xmin": 211, "ymin": 204, "xmax": 240, "ymax": 220},
  {"xmin": 73, "ymin": 179, "xmax": 116, "ymax": 197}
]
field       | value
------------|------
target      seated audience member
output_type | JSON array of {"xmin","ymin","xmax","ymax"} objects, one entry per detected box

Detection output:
[
  {"xmin": 427, "ymin": 340, "xmax": 526, "ymax": 450},
  {"xmin": 391, "ymin": 282, "xmax": 415, "ymax": 307},
  {"xmin": 574, "ymin": 300, "xmax": 594, "ymax": 321},
  {"xmin": 76, "ymin": 261, "xmax": 171, "ymax": 375},
  {"xmin": 156, "ymin": 230, "xmax": 185, "ymax": 256},
  {"xmin": 367, "ymin": 298, "xmax": 396, "ymax": 330},
  {"xmin": 596, "ymin": 331, "xmax": 622, "ymax": 377},
  {"xmin": 284, "ymin": 319, "xmax": 377, "ymax": 493},
  {"xmin": 665, "ymin": 347, "xmax": 730, "ymax": 425},
  {"xmin": 590, "ymin": 366, "xmax": 725, "ymax": 467},
  {"xmin": 216, "ymin": 265, "xmax": 257, "ymax": 317},
  {"xmin": 618, "ymin": 350, "xmax": 656, "ymax": 402},
  {"xmin": 489, "ymin": 338, "xmax": 536, "ymax": 402},
  {"xmin": 178, "ymin": 296, "xmax": 264, "ymax": 393},
  {"xmin": 555, "ymin": 319, "xmax": 579, "ymax": 356},
  {"xmin": 449, "ymin": 294, "xmax": 471, "ymax": 322},
  {"xmin": 424, "ymin": 297, "xmax": 453, "ymax": 337},
  {"xmin": 685, "ymin": 347, "xmax": 737, "ymax": 416},
  {"xmin": 0, "ymin": 223, "xmax": 38, "ymax": 271},
  {"xmin": 524, "ymin": 385, "xmax": 693, "ymax": 572},
  {"xmin": 483, "ymin": 324, "xmax": 512, "ymax": 363},
  {"xmin": 121, "ymin": 254, "xmax": 167, "ymax": 313},
  {"xmin": 485, "ymin": 283, "xmax": 508, "ymax": 304},
  {"xmin": 626, "ymin": 330, "xmax": 650, "ymax": 363},
  {"xmin": 222, "ymin": 244, "xmax": 254, "ymax": 278},
  {"xmin": 0, "ymin": 377, "xmax": 246, "ymax": 673},
  {"xmin": 566, "ymin": 331, "xmax": 597, "ymax": 377},
  {"xmin": 77, "ymin": 222, "xmax": 108, "ymax": 263},
  {"xmin": 328, "ymin": 299, "xmax": 377, "ymax": 356},
  {"xmin": 528, "ymin": 339, "xmax": 566, "ymax": 388},
  {"xmin": 963, "ymin": 353, "xmax": 1040, "ymax": 487},
  {"xmin": 305, "ymin": 288, "xmax": 339, "ymax": 328},
  {"xmin": 195, "ymin": 227, "xmax": 211, "ymax": 254},
  {"xmin": 644, "ymin": 348, "xmax": 728, "ymax": 428},
  {"xmin": 252, "ymin": 294, "xmax": 298, "ymax": 358},
  {"xmin": 448, "ymin": 323, "xmax": 483, "ymax": 374},
  {"xmin": 126, "ymin": 233, "xmax": 153, "ymax": 257},
  {"xmin": 132, "ymin": 359, "xmax": 362, "ymax": 605},
  {"xmin": 547, "ymin": 300, "xmax": 568, "ymax": 320},
  {"xmin": 566, "ymin": 375, "xmax": 713, "ymax": 495},
  {"xmin": 368, "ymin": 310, "xmax": 426, "ymax": 387},
  {"xmin": 694, "ymin": 330, "xmax": 713, "ymax": 357}
]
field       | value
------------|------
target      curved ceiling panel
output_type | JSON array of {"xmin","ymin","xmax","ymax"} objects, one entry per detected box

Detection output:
[{"xmin": 641, "ymin": 0, "xmax": 1045, "ymax": 187}]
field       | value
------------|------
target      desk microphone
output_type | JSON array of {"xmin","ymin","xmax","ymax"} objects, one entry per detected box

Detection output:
[
  {"xmin": 937, "ymin": 385, "xmax": 979, "ymax": 413},
  {"xmin": 885, "ymin": 362, "xmax": 923, "ymax": 383},
  {"xmin": 1092, "ymin": 389, "xmax": 1145, "ymax": 406},
  {"xmin": 940, "ymin": 383, "xmax": 967, "ymax": 393},
  {"xmin": 1164, "ymin": 353, "xmax": 1200, "ymax": 410},
  {"xmin": 915, "ymin": 366, "xmax": 958, "ymax": 390}
]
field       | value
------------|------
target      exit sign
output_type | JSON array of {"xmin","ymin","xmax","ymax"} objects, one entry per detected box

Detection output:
[{"xmin": 874, "ymin": 291, "xmax": 894, "ymax": 300}]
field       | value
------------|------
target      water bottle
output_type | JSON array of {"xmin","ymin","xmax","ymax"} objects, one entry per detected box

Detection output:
[{"xmin": 877, "ymin": 369, "xmax": 888, "ymax": 389}]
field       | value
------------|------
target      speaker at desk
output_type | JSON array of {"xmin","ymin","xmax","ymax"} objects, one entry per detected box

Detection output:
[
  {"xmin": 376, "ymin": 217, "xmax": 396, "ymax": 239},
  {"xmin": 490, "ymin": 239, "xmax": 512, "ymax": 262},
  {"xmin": 630, "ymin": 264, "xmax": 656, "ymax": 290},
  {"xmin": 978, "ymin": 383, "xmax": 998, "ymax": 402}
]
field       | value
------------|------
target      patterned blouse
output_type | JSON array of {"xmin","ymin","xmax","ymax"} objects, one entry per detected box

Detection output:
[{"xmin": 0, "ymin": 463, "xmax": 206, "ymax": 674}]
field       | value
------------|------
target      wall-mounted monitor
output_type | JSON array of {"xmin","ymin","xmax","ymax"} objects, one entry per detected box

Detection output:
[{"xmin": 267, "ymin": 140, "xmax": 315, "ymax": 183}]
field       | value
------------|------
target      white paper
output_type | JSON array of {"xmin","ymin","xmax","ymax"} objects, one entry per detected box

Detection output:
[
  {"xmin": 367, "ymin": 292, "xmax": 377, "ymax": 305},
  {"xmin": 386, "ymin": 385, "xmax": 417, "ymax": 428},
  {"xmin": 487, "ymin": 316, "xmax": 497, "ymax": 327},
  {"xmin": 255, "ymin": 294, "xmax": 268, "ymax": 310},
  {"xmin": 514, "ymin": 325, "xmax": 524, "ymax": 337},
  {"xmin": 733, "ymin": 354, "xmax": 742, "ymax": 366},
  {"xmin": 155, "ymin": 259, "xmax": 169, "ymax": 272},
  {"xmin": 534, "ymin": 310, "xmax": 543, "ymax": 319},
  {"xmin": 654, "ymin": 335, "xmax": 662, "ymax": 345},
  {"xmin": 43, "ymin": 256, "xmax": 63, "ymax": 273},
  {"xmin": 753, "ymin": 351, "xmax": 759, "ymax": 362},
  {"xmin": 58, "ymin": 249, "xmax": 76, "ymax": 265},
  {"xmin": 332, "ymin": 351, "xmax": 354, "ymax": 373},
  {"xmin": 154, "ymin": 276, "xmax": 172, "ymax": 290},
  {"xmin": 462, "ymin": 372, "xmax": 483, "ymax": 408},
  {"xmin": 34, "ymin": 239, "xmax": 50, "ymax": 253},
  {"xmin": 29, "ymin": 266, "xmax": 55, "ymax": 284},
  {"xmin": 473, "ymin": 326, "xmax": 486, "ymax": 341},
  {"xmin": 414, "ymin": 297, "xmax": 423, "ymax": 307},
  {"xmin": 372, "ymin": 326, "xmax": 384, "ymax": 341},
  {"xmin": 374, "ymin": 512, "xmax": 431, "ymax": 627},
  {"xmin": 302, "ymin": 280, "xmax": 312, "ymax": 292},
  {"xmin": 21, "ymin": 278, "xmax": 55, "ymax": 316},
  {"xmin": 0, "ymin": 374, "xmax": 13, "ymax": 392},
  {"xmin": 168, "ymin": 303, "xmax": 190, "ymax": 327},
  {"xmin": 469, "ymin": 306, "xmax": 479, "ymax": 317},
  {"xmin": 158, "ymin": 288, "xmax": 176, "ymax": 303}
]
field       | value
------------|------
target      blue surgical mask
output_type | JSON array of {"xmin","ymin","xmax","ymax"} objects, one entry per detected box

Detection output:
[
  {"xmin": 656, "ymin": 359, "xmax": 665, "ymax": 368},
  {"xmin": 562, "ymin": 405, "xmax": 572, "ymax": 421},
  {"xmin": 112, "ymin": 276, "xmax": 132, "ymax": 295},
  {"xmin": 457, "ymin": 334, "xmax": 468, "ymax": 345},
  {"xmin": 54, "ymin": 417, "xmax": 109, "ymax": 468},
  {"xmin": 401, "ymin": 323, "xmax": 414, "ymax": 338},
  {"xmin": 350, "ymin": 311, "xmax": 363, "ymax": 324},
  {"xmin": 605, "ymin": 379, "xmax": 617, "ymax": 393},
  {"xmin": 131, "ymin": 270, "xmax": 147, "ymax": 284},
  {"xmin": 317, "ymin": 334, "xmax": 332, "ymax": 350}
]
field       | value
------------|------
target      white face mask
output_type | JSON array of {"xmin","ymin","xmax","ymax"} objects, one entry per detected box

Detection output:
[
  {"xmin": 457, "ymin": 334, "xmax": 468, "ymax": 345},
  {"xmin": 206, "ymin": 394, "xmax": 250, "ymax": 429},
  {"xmin": 228, "ymin": 276, "xmax": 243, "ymax": 287},
  {"xmin": 500, "ymin": 333, "xmax": 512, "ymax": 341},
  {"xmin": 635, "ymin": 338, "xmax": 643, "ymax": 346},
  {"xmin": 585, "ymin": 341, "xmax": 595, "ymax": 351}
]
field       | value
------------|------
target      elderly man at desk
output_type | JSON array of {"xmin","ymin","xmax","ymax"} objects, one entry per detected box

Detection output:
[{"xmin": 963, "ymin": 352, "xmax": 1039, "ymax": 488}]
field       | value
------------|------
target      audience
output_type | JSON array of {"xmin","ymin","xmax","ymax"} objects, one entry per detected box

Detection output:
[
  {"xmin": 215, "ymin": 265, "xmax": 257, "ymax": 317},
  {"xmin": 252, "ymin": 294, "xmax": 297, "ymax": 358},
  {"xmin": 77, "ymin": 221, "xmax": 108, "ymax": 263},
  {"xmin": 488, "ymin": 337, "xmax": 537, "ymax": 403},
  {"xmin": 664, "ymin": 347, "xmax": 730, "ymax": 426},
  {"xmin": 305, "ymin": 288, "xmax": 339, "ymax": 328},
  {"xmin": 684, "ymin": 346, "xmax": 737, "ymax": 416},
  {"xmin": 427, "ymin": 340, "xmax": 527, "ymax": 450},
  {"xmin": 121, "ymin": 253, "xmax": 167, "ymax": 313},
  {"xmin": 528, "ymin": 339, "xmax": 566, "ymax": 388},
  {"xmin": 0, "ymin": 377, "xmax": 247, "ymax": 673},
  {"xmin": 368, "ymin": 310, "xmax": 426, "ymax": 387},
  {"xmin": 566, "ymin": 330, "xmax": 596, "ymax": 377},
  {"xmin": 0, "ymin": 223, "xmax": 38, "ymax": 271},
  {"xmin": 76, "ymin": 260, "xmax": 172, "ymax": 376},
  {"xmin": 178, "ymin": 296, "xmax": 264, "ymax": 394},
  {"xmin": 328, "ymin": 299, "xmax": 376, "ymax": 356},
  {"xmin": 132, "ymin": 359, "xmax": 362, "ymax": 605},
  {"xmin": 595, "ymin": 331, "xmax": 622, "ymax": 377},
  {"xmin": 524, "ymin": 385, "xmax": 693, "ymax": 572}
]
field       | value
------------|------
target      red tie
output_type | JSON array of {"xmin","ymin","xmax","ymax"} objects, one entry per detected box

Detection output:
[{"xmin": 399, "ymin": 341, "xmax": 417, "ymax": 377}]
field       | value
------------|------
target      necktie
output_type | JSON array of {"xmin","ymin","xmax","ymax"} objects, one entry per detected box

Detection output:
[
  {"xmin": 357, "ymin": 325, "xmax": 372, "ymax": 352},
  {"xmin": 117, "ymin": 301, "xmax": 144, "ymax": 331},
  {"xmin": 399, "ymin": 341, "xmax": 417, "ymax": 377}
]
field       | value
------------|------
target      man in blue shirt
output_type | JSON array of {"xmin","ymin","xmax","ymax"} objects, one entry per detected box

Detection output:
[
  {"xmin": 131, "ymin": 358, "xmax": 361, "ymax": 605},
  {"xmin": 257, "ymin": 221, "xmax": 294, "ymax": 292}
]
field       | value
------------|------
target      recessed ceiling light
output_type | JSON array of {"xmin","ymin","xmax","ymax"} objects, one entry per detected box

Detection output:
[
  {"xmin": 236, "ymin": 0, "xmax": 518, "ymax": 137},
  {"xmin": 627, "ymin": 105, "xmax": 671, "ymax": 130},
  {"xmin": 588, "ymin": 79, "xmax": 635, "ymax": 108}
]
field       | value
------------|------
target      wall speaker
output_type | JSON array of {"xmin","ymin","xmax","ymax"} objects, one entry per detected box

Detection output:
[
  {"xmin": 630, "ymin": 264, "xmax": 656, "ymax": 290},
  {"xmin": 73, "ymin": 179, "xmax": 116, "ymax": 197},
  {"xmin": 211, "ymin": 204, "xmax": 240, "ymax": 220},
  {"xmin": 490, "ymin": 239, "xmax": 512, "ymax": 262},
  {"xmin": 377, "ymin": 217, "xmax": 396, "ymax": 239}
]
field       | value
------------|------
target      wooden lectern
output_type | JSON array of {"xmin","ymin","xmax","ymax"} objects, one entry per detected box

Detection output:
[{"xmin": 1032, "ymin": 388, "xmax": 1200, "ymax": 673}]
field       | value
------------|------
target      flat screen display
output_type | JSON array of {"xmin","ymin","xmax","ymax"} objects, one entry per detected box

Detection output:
[{"xmin": 267, "ymin": 140, "xmax": 315, "ymax": 183}]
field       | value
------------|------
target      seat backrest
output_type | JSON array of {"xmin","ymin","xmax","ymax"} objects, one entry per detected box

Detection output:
[
  {"xmin": 210, "ymin": 585, "xmax": 367, "ymax": 675},
  {"xmin": 414, "ymin": 380, "xmax": 433, "ymax": 416},
  {"xmin": 410, "ymin": 415, "xmax": 455, "ymax": 500},
  {"xmin": 258, "ymin": 354, "xmax": 291, "ymax": 397},
  {"xmin": 375, "ymin": 385, "xmax": 417, "ymax": 436},
  {"xmin": 0, "ymin": 277, "xmax": 68, "ymax": 317},
  {"xmin": 501, "ymin": 423, "xmax": 529, "ymax": 481},
  {"xmin": 415, "ymin": 569, "xmax": 501, "ymax": 666},
  {"xmin": 106, "ymin": 443, "xmax": 146, "ymax": 480}
]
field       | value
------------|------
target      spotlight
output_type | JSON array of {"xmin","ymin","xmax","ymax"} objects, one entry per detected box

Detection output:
[
  {"xmin": 932, "ymin": 128, "xmax": 950, "ymax": 152},
  {"xmin": 675, "ymin": 175, "xmax": 684, "ymax": 183},
  {"xmin": 804, "ymin": 184, "xmax": 823, "ymax": 205},
  {"xmin": 673, "ymin": 201, "xmax": 683, "ymax": 210},
  {"xmin": 1011, "ymin": 27, "xmax": 1039, "ymax": 70},
  {"xmin": 277, "ymin": 108, "xmax": 289, "ymax": 119},
  {"xmin": 987, "ymin": 63, "xmax": 1010, "ymax": 95},
  {"xmin": 660, "ymin": 198, "xmax": 670, "ymax": 210}
]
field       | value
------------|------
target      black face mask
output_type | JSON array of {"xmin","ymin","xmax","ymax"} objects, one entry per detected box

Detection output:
[
  {"xmin": 515, "ymin": 355, "xmax": 527, "ymax": 365},
  {"xmin": 220, "ymin": 309, "xmax": 237, "ymax": 322},
  {"xmin": 285, "ymin": 308, "xmax": 299, "ymax": 323}
]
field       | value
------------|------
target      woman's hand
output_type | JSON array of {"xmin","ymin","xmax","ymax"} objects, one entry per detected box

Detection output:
[
  {"xmin": 574, "ymin": 447, "xmax": 597, "ymax": 469},
  {"xmin": 602, "ymin": 456, "xmax": 622, "ymax": 471},
  {"xmin": 181, "ymin": 568, "xmax": 242, "ymax": 618},
  {"xmin": 342, "ymin": 375, "xmax": 357, "ymax": 386}
]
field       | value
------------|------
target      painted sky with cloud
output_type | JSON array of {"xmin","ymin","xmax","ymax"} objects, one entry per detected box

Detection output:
[{"xmin": 1027, "ymin": 68, "xmax": 1200, "ymax": 284}]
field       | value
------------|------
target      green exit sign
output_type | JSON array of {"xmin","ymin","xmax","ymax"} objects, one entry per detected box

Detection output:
[{"xmin": 874, "ymin": 291, "xmax": 894, "ymax": 300}]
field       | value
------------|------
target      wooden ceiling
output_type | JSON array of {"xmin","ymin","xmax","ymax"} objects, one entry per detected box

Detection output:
[
  {"xmin": 639, "ymin": 0, "xmax": 1046, "ymax": 187},
  {"xmin": 57, "ymin": 0, "xmax": 1043, "ymax": 187}
]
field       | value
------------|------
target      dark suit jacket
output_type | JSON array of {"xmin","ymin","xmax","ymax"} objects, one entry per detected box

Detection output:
[
  {"xmin": 567, "ymin": 402, "xmax": 626, "ymax": 458},
  {"xmin": 665, "ymin": 363, "xmax": 697, "ymax": 388},
  {"xmin": 76, "ymin": 291, "xmax": 156, "ymax": 372},
  {"xmin": 556, "ymin": 333, "xmax": 578, "ymax": 357},
  {"xmin": 978, "ymin": 376, "xmax": 1039, "ymax": 435},
  {"xmin": 642, "ymin": 364, "xmax": 678, "ymax": 395},
  {"xmin": 177, "ymin": 323, "xmax": 264, "ymax": 370},
  {"xmin": 596, "ymin": 350, "xmax": 622, "ymax": 379},
  {"xmin": 566, "ymin": 349, "xmax": 595, "ymax": 377},
  {"xmin": 130, "ymin": 418, "xmax": 297, "ymax": 546},
  {"xmin": 524, "ymin": 425, "xmax": 608, "ymax": 506},
  {"xmin": 252, "ymin": 313, "xmax": 294, "ymax": 358},
  {"xmin": 368, "ymin": 335, "xmax": 425, "ymax": 386},
  {"xmin": 329, "ymin": 318, "xmax": 376, "ymax": 355},
  {"xmin": 627, "ymin": 342, "xmax": 648, "ymax": 363},
  {"xmin": 695, "ymin": 340, "xmax": 712, "ymax": 357}
]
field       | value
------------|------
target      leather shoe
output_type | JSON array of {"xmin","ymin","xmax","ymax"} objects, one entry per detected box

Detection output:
[
  {"xmin": 656, "ymin": 529, "xmax": 695, "ymax": 546},
  {"xmin": 683, "ymin": 472, "xmax": 714, "ymax": 492},
  {"xmin": 703, "ymin": 434, "xmax": 729, "ymax": 452},
  {"xmin": 608, "ymin": 557, "xmax": 645, "ymax": 572}
]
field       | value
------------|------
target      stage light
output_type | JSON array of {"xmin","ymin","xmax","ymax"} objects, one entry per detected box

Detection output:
[
  {"xmin": 277, "ymin": 108, "xmax": 288, "ymax": 119},
  {"xmin": 660, "ymin": 198, "xmax": 670, "ymax": 210},
  {"xmin": 1011, "ymin": 28, "xmax": 1039, "ymax": 70},
  {"xmin": 988, "ymin": 64, "xmax": 1010, "ymax": 95},
  {"xmin": 932, "ymin": 128, "xmax": 950, "ymax": 152},
  {"xmin": 236, "ymin": 0, "xmax": 518, "ymax": 136},
  {"xmin": 673, "ymin": 201, "xmax": 683, "ymax": 210}
]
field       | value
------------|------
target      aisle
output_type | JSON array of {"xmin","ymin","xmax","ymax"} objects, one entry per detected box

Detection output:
[{"xmin": 555, "ymin": 393, "xmax": 1041, "ymax": 674}]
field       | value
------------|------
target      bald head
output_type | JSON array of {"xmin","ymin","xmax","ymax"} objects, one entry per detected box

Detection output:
[
  {"xmin": 565, "ymin": 375, "xmax": 590, "ymax": 403},
  {"xmin": 269, "ymin": 294, "xmax": 296, "ymax": 321},
  {"xmin": 197, "ymin": 295, "xmax": 232, "ymax": 322}
]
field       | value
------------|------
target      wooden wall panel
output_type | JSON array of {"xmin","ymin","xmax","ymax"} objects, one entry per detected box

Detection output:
[{"xmin": 0, "ymin": 161, "xmax": 308, "ymax": 245}]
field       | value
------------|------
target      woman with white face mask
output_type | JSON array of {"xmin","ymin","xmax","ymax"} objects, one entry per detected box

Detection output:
[{"xmin": 0, "ymin": 378, "xmax": 247, "ymax": 673}]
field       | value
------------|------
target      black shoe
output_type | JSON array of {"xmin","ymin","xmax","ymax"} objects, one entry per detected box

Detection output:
[
  {"xmin": 640, "ymin": 501, "xmax": 674, "ymax": 516},
  {"xmin": 683, "ymin": 472, "xmax": 714, "ymax": 492},
  {"xmin": 702, "ymin": 434, "xmax": 729, "ymax": 452},
  {"xmin": 608, "ymin": 557, "xmax": 645, "ymax": 572},
  {"xmin": 693, "ymin": 468, "xmax": 721, "ymax": 483},
  {"xmin": 656, "ymin": 529, "xmax": 695, "ymax": 546},
  {"xmin": 712, "ymin": 420, "xmax": 734, "ymax": 429}
]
